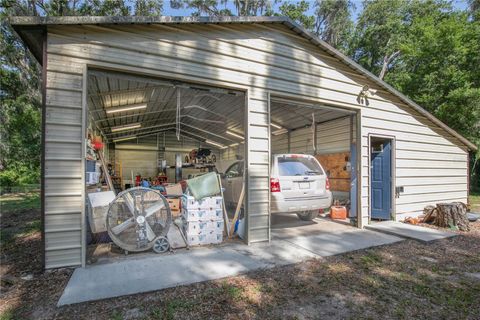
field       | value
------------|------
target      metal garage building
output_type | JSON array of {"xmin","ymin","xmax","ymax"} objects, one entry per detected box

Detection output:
[{"xmin": 11, "ymin": 16, "xmax": 476, "ymax": 269}]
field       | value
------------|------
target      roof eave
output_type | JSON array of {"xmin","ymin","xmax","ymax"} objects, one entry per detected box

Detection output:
[
  {"xmin": 8, "ymin": 15, "xmax": 477, "ymax": 151},
  {"xmin": 280, "ymin": 19, "xmax": 478, "ymax": 151}
]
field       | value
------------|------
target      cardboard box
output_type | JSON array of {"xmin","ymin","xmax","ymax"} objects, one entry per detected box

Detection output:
[
  {"xmin": 167, "ymin": 198, "xmax": 181, "ymax": 217},
  {"xmin": 210, "ymin": 196, "xmax": 223, "ymax": 209},
  {"xmin": 182, "ymin": 208, "xmax": 210, "ymax": 221},
  {"xmin": 209, "ymin": 208, "xmax": 223, "ymax": 220},
  {"xmin": 165, "ymin": 183, "xmax": 183, "ymax": 195},
  {"xmin": 186, "ymin": 234, "xmax": 207, "ymax": 246},
  {"xmin": 186, "ymin": 234, "xmax": 223, "ymax": 246},
  {"xmin": 182, "ymin": 195, "xmax": 223, "ymax": 210},
  {"xmin": 184, "ymin": 219, "xmax": 224, "ymax": 235},
  {"xmin": 207, "ymin": 232, "xmax": 223, "ymax": 244},
  {"xmin": 182, "ymin": 195, "xmax": 206, "ymax": 210}
]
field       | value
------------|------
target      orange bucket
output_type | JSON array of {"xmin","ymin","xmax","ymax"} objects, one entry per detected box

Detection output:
[{"xmin": 330, "ymin": 206, "xmax": 347, "ymax": 220}]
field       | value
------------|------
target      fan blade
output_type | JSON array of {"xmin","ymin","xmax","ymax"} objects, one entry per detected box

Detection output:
[
  {"xmin": 144, "ymin": 202, "xmax": 165, "ymax": 218},
  {"xmin": 111, "ymin": 218, "xmax": 135, "ymax": 235},
  {"xmin": 145, "ymin": 222, "xmax": 156, "ymax": 242},
  {"xmin": 123, "ymin": 193, "xmax": 136, "ymax": 215}
]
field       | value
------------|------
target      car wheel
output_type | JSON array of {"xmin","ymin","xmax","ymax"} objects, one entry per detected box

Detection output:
[{"xmin": 296, "ymin": 210, "xmax": 318, "ymax": 221}]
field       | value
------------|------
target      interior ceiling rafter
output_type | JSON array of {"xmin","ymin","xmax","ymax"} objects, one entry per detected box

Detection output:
[{"xmin": 89, "ymin": 71, "xmax": 246, "ymax": 141}]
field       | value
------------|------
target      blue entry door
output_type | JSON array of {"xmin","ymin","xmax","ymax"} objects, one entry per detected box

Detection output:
[{"xmin": 370, "ymin": 139, "xmax": 392, "ymax": 220}]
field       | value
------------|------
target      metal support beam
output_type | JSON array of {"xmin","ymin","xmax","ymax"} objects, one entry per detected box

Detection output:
[
  {"xmin": 180, "ymin": 123, "xmax": 237, "ymax": 143},
  {"xmin": 106, "ymin": 123, "xmax": 176, "ymax": 137},
  {"xmin": 271, "ymin": 97, "xmax": 357, "ymax": 114}
]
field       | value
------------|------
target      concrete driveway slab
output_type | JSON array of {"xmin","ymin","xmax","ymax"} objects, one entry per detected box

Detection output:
[
  {"xmin": 58, "ymin": 239, "xmax": 320, "ymax": 306},
  {"xmin": 365, "ymin": 221, "xmax": 457, "ymax": 242},
  {"xmin": 58, "ymin": 218, "xmax": 404, "ymax": 306}
]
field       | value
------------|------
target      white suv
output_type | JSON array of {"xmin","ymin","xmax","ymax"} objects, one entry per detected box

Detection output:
[{"xmin": 221, "ymin": 154, "xmax": 332, "ymax": 221}]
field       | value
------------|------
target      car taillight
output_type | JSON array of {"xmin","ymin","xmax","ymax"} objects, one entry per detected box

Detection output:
[
  {"xmin": 270, "ymin": 178, "xmax": 281, "ymax": 192},
  {"xmin": 325, "ymin": 177, "xmax": 330, "ymax": 190}
]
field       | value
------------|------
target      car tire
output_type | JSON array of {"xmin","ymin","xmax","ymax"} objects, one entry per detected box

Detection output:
[{"xmin": 296, "ymin": 210, "xmax": 318, "ymax": 221}]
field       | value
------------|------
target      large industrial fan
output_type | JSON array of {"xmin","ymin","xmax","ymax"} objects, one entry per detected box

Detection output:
[{"xmin": 106, "ymin": 187, "xmax": 172, "ymax": 253}]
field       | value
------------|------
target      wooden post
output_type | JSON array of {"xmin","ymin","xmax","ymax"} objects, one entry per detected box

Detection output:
[
  {"xmin": 229, "ymin": 183, "xmax": 245, "ymax": 238},
  {"xmin": 217, "ymin": 174, "xmax": 230, "ymax": 238}
]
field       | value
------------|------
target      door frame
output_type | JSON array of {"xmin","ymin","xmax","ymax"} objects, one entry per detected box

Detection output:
[{"xmin": 368, "ymin": 134, "xmax": 396, "ymax": 222}]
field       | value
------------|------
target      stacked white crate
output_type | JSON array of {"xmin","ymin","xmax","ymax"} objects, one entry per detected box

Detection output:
[{"xmin": 181, "ymin": 195, "xmax": 224, "ymax": 245}]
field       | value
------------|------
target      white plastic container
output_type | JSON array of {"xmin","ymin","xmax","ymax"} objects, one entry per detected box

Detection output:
[{"xmin": 87, "ymin": 191, "xmax": 115, "ymax": 233}]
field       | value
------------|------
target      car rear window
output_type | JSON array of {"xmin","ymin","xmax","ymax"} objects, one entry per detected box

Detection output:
[{"xmin": 278, "ymin": 156, "xmax": 324, "ymax": 176}]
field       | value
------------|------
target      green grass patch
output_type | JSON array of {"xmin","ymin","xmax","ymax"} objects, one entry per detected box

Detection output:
[
  {"xmin": 150, "ymin": 307, "xmax": 163, "ymax": 319},
  {"xmin": 0, "ymin": 220, "xmax": 40, "ymax": 246},
  {"xmin": 221, "ymin": 281, "xmax": 243, "ymax": 300},
  {"xmin": 0, "ymin": 192, "xmax": 40, "ymax": 213},
  {"xmin": 0, "ymin": 191, "xmax": 41, "ymax": 246},
  {"xmin": 23, "ymin": 219, "xmax": 41, "ymax": 234},
  {"xmin": 359, "ymin": 251, "xmax": 383, "ymax": 268},
  {"xmin": 0, "ymin": 309, "xmax": 14, "ymax": 320},
  {"xmin": 470, "ymin": 190, "xmax": 480, "ymax": 211},
  {"xmin": 165, "ymin": 299, "xmax": 195, "ymax": 320},
  {"xmin": 109, "ymin": 311, "xmax": 122, "ymax": 320}
]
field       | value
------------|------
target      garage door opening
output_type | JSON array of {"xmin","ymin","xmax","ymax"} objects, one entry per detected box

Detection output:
[
  {"xmin": 269, "ymin": 97, "xmax": 359, "ymax": 231},
  {"xmin": 85, "ymin": 69, "xmax": 246, "ymax": 264}
]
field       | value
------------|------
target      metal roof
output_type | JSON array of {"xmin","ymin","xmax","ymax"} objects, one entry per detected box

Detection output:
[{"xmin": 9, "ymin": 15, "xmax": 476, "ymax": 150}]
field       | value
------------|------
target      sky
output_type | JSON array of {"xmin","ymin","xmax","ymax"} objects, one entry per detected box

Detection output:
[{"xmin": 162, "ymin": 0, "xmax": 470, "ymax": 19}]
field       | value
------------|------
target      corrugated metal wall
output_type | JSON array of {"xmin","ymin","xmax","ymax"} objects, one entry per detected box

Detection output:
[
  {"xmin": 44, "ymin": 22, "xmax": 469, "ymax": 268},
  {"xmin": 271, "ymin": 116, "xmax": 356, "ymax": 155},
  {"xmin": 44, "ymin": 65, "xmax": 85, "ymax": 268},
  {"xmin": 114, "ymin": 132, "xmax": 221, "ymax": 184}
]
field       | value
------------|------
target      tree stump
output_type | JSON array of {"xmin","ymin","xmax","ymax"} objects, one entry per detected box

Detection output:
[
  {"xmin": 423, "ymin": 205, "xmax": 437, "ymax": 223},
  {"xmin": 434, "ymin": 202, "xmax": 469, "ymax": 231}
]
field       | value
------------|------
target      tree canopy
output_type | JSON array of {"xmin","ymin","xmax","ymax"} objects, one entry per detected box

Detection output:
[{"xmin": 0, "ymin": 0, "xmax": 479, "ymax": 189}]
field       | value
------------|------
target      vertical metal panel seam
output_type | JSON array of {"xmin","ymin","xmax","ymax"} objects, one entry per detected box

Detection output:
[
  {"xmin": 244, "ymin": 89, "xmax": 250, "ymax": 244},
  {"xmin": 356, "ymin": 111, "xmax": 363, "ymax": 228},
  {"xmin": 41, "ymin": 28, "xmax": 47, "ymax": 270},
  {"xmin": 81, "ymin": 65, "xmax": 87, "ymax": 267},
  {"xmin": 267, "ymin": 91, "xmax": 271, "ymax": 242}
]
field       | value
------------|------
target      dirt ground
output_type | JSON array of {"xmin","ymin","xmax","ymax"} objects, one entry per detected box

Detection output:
[{"xmin": 1, "ymin": 192, "xmax": 480, "ymax": 320}]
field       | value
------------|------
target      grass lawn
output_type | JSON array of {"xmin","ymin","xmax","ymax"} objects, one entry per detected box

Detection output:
[
  {"xmin": 470, "ymin": 190, "xmax": 480, "ymax": 212},
  {"xmin": 1, "ymin": 191, "xmax": 479, "ymax": 319},
  {"xmin": 0, "ymin": 192, "xmax": 40, "ymax": 213}
]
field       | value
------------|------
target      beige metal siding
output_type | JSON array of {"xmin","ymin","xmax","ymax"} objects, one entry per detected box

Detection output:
[
  {"xmin": 44, "ymin": 55, "xmax": 84, "ymax": 268},
  {"xmin": 44, "ymin": 22, "xmax": 469, "ymax": 267},
  {"xmin": 246, "ymin": 96, "xmax": 271, "ymax": 243}
]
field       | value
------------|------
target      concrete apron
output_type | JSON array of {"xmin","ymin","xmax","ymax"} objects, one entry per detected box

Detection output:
[{"xmin": 58, "ymin": 219, "xmax": 403, "ymax": 306}]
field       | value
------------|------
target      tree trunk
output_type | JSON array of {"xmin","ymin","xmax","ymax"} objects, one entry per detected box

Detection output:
[
  {"xmin": 434, "ymin": 202, "xmax": 469, "ymax": 231},
  {"xmin": 379, "ymin": 50, "xmax": 400, "ymax": 80}
]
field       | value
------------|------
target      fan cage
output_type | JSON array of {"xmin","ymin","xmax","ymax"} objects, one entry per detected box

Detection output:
[{"xmin": 106, "ymin": 187, "xmax": 172, "ymax": 252}]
